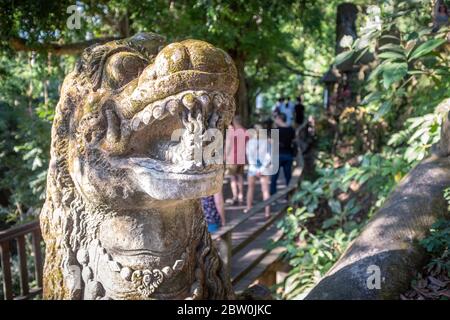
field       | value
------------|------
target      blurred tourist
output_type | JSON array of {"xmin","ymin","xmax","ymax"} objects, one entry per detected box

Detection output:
[
  {"xmin": 225, "ymin": 115, "xmax": 246, "ymax": 205},
  {"xmin": 294, "ymin": 96, "xmax": 305, "ymax": 128},
  {"xmin": 214, "ymin": 186, "xmax": 225, "ymax": 225},
  {"xmin": 245, "ymin": 124, "xmax": 271, "ymax": 218},
  {"xmin": 201, "ymin": 195, "xmax": 222, "ymax": 233},
  {"xmin": 273, "ymin": 97, "xmax": 295, "ymax": 126},
  {"xmin": 270, "ymin": 113, "xmax": 296, "ymax": 195}
]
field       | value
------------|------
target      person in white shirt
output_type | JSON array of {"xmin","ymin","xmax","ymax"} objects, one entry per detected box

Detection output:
[{"xmin": 245, "ymin": 124, "xmax": 271, "ymax": 218}]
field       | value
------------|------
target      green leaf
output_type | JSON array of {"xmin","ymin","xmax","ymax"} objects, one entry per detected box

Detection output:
[
  {"xmin": 378, "ymin": 43, "xmax": 405, "ymax": 54},
  {"xmin": 382, "ymin": 62, "xmax": 408, "ymax": 88},
  {"xmin": 378, "ymin": 51, "xmax": 406, "ymax": 61},
  {"xmin": 334, "ymin": 50, "xmax": 354, "ymax": 65},
  {"xmin": 354, "ymin": 47, "xmax": 370, "ymax": 63},
  {"xmin": 407, "ymin": 70, "xmax": 426, "ymax": 75},
  {"xmin": 374, "ymin": 101, "xmax": 392, "ymax": 121},
  {"xmin": 361, "ymin": 92, "xmax": 382, "ymax": 105},
  {"xmin": 408, "ymin": 38, "xmax": 446, "ymax": 61},
  {"xmin": 322, "ymin": 217, "xmax": 338, "ymax": 229},
  {"xmin": 328, "ymin": 199, "xmax": 341, "ymax": 214},
  {"xmin": 406, "ymin": 32, "xmax": 419, "ymax": 42},
  {"xmin": 380, "ymin": 34, "xmax": 400, "ymax": 41}
]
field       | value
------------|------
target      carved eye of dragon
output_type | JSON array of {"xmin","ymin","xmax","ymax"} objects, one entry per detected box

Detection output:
[{"xmin": 104, "ymin": 53, "xmax": 148, "ymax": 89}]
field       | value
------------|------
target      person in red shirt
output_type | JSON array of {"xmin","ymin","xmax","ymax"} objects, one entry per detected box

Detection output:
[{"xmin": 225, "ymin": 116, "xmax": 247, "ymax": 205}]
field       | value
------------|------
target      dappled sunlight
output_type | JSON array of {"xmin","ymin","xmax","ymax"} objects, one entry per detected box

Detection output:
[{"xmin": 0, "ymin": 0, "xmax": 449, "ymax": 306}]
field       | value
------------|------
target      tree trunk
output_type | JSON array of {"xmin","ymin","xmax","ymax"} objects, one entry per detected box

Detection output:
[
  {"xmin": 335, "ymin": 3, "xmax": 358, "ymax": 56},
  {"xmin": 231, "ymin": 53, "xmax": 250, "ymax": 126},
  {"xmin": 43, "ymin": 52, "xmax": 51, "ymax": 107},
  {"xmin": 27, "ymin": 53, "xmax": 34, "ymax": 116}
]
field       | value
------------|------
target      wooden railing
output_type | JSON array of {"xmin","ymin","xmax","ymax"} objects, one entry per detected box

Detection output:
[{"xmin": 0, "ymin": 220, "xmax": 43, "ymax": 300}]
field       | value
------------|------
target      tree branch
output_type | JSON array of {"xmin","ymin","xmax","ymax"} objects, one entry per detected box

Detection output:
[
  {"xmin": 275, "ymin": 58, "xmax": 322, "ymax": 78},
  {"xmin": 9, "ymin": 36, "xmax": 122, "ymax": 55}
]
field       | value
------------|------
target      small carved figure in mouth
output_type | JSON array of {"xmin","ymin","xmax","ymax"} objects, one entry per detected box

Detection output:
[
  {"xmin": 40, "ymin": 32, "xmax": 238, "ymax": 300},
  {"xmin": 116, "ymin": 89, "xmax": 232, "ymax": 175}
]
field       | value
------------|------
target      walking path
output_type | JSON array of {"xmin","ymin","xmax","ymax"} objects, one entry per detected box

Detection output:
[{"xmin": 216, "ymin": 166, "xmax": 301, "ymax": 292}]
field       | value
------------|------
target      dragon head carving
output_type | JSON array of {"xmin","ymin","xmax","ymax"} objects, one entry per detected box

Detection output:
[
  {"xmin": 41, "ymin": 32, "xmax": 238, "ymax": 299},
  {"xmin": 67, "ymin": 32, "xmax": 236, "ymax": 206}
]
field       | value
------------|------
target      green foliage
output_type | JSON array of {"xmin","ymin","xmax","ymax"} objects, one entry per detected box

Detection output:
[
  {"xmin": 276, "ymin": 161, "xmax": 364, "ymax": 298},
  {"xmin": 281, "ymin": 222, "xmax": 358, "ymax": 299},
  {"xmin": 276, "ymin": 164, "xmax": 365, "ymax": 298},
  {"xmin": 420, "ymin": 218, "xmax": 450, "ymax": 275},
  {"xmin": 277, "ymin": 0, "xmax": 450, "ymax": 299},
  {"xmin": 418, "ymin": 188, "xmax": 450, "ymax": 276},
  {"xmin": 0, "ymin": 1, "xmax": 342, "ymax": 227},
  {"xmin": 350, "ymin": 2, "xmax": 449, "ymax": 124},
  {"xmin": 0, "ymin": 52, "xmax": 70, "ymax": 227}
]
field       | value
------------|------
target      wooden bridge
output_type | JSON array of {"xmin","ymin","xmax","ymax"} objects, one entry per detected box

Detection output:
[{"xmin": 0, "ymin": 168, "xmax": 301, "ymax": 300}]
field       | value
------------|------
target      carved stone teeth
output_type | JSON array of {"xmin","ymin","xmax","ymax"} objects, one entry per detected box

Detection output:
[
  {"xmin": 198, "ymin": 94, "xmax": 210, "ymax": 109},
  {"xmin": 101, "ymin": 253, "xmax": 112, "ymax": 263},
  {"xmin": 166, "ymin": 99, "xmax": 181, "ymax": 115},
  {"xmin": 105, "ymin": 110, "xmax": 119, "ymax": 143},
  {"xmin": 195, "ymin": 267, "xmax": 202, "ymax": 279},
  {"xmin": 131, "ymin": 116, "xmax": 142, "ymax": 131},
  {"xmin": 165, "ymin": 149, "xmax": 171, "ymax": 162},
  {"xmin": 192, "ymin": 116, "xmax": 202, "ymax": 134},
  {"xmin": 142, "ymin": 110, "xmax": 152, "ymax": 125},
  {"xmin": 182, "ymin": 93, "xmax": 196, "ymax": 109},
  {"xmin": 152, "ymin": 105, "xmax": 164, "ymax": 119},
  {"xmin": 182, "ymin": 115, "xmax": 195, "ymax": 133},
  {"xmin": 190, "ymin": 281, "xmax": 200, "ymax": 296},
  {"xmin": 88, "ymin": 246, "xmax": 98, "ymax": 262}
]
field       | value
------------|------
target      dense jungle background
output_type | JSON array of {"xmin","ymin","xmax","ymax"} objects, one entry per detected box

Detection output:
[{"xmin": 0, "ymin": 0, "xmax": 449, "ymax": 300}]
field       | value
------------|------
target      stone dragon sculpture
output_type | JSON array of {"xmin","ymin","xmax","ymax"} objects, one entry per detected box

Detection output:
[{"xmin": 40, "ymin": 32, "xmax": 238, "ymax": 300}]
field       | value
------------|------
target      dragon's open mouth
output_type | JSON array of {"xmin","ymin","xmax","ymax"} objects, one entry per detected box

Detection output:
[{"xmin": 113, "ymin": 90, "xmax": 232, "ymax": 177}]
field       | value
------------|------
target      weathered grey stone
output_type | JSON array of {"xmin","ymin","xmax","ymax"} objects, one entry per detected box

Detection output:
[{"xmin": 40, "ymin": 32, "xmax": 238, "ymax": 300}]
